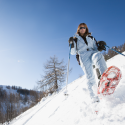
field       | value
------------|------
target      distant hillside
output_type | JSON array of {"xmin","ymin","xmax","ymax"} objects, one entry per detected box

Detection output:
[{"xmin": 0, "ymin": 85, "xmax": 44, "ymax": 124}]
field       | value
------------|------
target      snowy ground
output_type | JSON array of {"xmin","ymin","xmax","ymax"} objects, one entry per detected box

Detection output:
[{"xmin": 8, "ymin": 52, "xmax": 125, "ymax": 125}]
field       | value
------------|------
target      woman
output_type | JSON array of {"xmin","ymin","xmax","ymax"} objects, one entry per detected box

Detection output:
[{"xmin": 68, "ymin": 23, "xmax": 107, "ymax": 102}]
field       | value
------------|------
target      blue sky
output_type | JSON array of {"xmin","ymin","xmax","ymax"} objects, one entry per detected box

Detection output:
[{"xmin": 0, "ymin": 0, "xmax": 125, "ymax": 90}]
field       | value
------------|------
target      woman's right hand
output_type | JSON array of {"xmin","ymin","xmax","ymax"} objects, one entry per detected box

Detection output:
[{"xmin": 68, "ymin": 37, "xmax": 74, "ymax": 44}]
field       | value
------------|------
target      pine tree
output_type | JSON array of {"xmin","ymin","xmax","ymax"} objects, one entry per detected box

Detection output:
[{"xmin": 38, "ymin": 55, "xmax": 67, "ymax": 94}]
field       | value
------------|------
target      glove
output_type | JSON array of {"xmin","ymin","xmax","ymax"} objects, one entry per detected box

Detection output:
[
  {"xmin": 68, "ymin": 37, "xmax": 74, "ymax": 48},
  {"xmin": 97, "ymin": 41, "xmax": 106, "ymax": 51},
  {"xmin": 68, "ymin": 37, "xmax": 74, "ymax": 44}
]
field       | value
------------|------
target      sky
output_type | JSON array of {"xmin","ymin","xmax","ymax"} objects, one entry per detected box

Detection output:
[{"xmin": 0, "ymin": 0, "xmax": 125, "ymax": 90}]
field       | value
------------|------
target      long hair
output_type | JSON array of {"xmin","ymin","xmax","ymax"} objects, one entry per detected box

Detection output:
[{"xmin": 77, "ymin": 23, "xmax": 91, "ymax": 36}]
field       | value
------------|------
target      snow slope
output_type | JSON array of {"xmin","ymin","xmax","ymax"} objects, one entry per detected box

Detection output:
[{"xmin": 9, "ymin": 52, "xmax": 125, "ymax": 125}]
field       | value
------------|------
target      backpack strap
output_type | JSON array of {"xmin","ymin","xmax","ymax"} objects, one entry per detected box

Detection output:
[
  {"xmin": 74, "ymin": 37, "xmax": 78, "ymax": 50},
  {"xmin": 88, "ymin": 35, "xmax": 97, "ymax": 41},
  {"xmin": 88, "ymin": 35, "xmax": 99, "ymax": 48},
  {"xmin": 74, "ymin": 37, "xmax": 80, "ymax": 65}
]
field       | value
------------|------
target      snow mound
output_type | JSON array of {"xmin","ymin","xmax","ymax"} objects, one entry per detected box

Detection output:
[{"xmin": 9, "ymin": 52, "xmax": 125, "ymax": 125}]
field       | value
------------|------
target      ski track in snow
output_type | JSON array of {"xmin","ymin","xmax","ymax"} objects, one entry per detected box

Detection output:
[{"xmin": 8, "ymin": 52, "xmax": 125, "ymax": 125}]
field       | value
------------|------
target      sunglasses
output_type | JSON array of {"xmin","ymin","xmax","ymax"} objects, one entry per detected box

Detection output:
[{"xmin": 80, "ymin": 27, "xmax": 86, "ymax": 30}]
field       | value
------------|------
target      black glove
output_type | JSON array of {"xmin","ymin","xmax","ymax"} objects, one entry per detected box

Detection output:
[
  {"xmin": 68, "ymin": 37, "xmax": 74, "ymax": 44},
  {"xmin": 97, "ymin": 41, "xmax": 106, "ymax": 51},
  {"xmin": 68, "ymin": 37, "xmax": 74, "ymax": 48}
]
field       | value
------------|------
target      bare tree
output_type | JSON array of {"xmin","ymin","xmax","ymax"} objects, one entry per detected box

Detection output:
[
  {"xmin": 103, "ymin": 51, "xmax": 109, "ymax": 61},
  {"xmin": 38, "ymin": 55, "xmax": 67, "ymax": 94},
  {"xmin": 79, "ymin": 74, "xmax": 83, "ymax": 78},
  {"xmin": 122, "ymin": 42, "xmax": 125, "ymax": 52}
]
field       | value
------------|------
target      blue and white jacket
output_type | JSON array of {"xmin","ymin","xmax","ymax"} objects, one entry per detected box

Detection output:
[{"xmin": 70, "ymin": 33, "xmax": 99, "ymax": 55}]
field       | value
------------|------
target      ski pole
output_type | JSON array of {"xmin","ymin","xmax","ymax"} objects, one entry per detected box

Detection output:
[
  {"xmin": 104, "ymin": 45, "xmax": 125, "ymax": 57},
  {"xmin": 64, "ymin": 44, "xmax": 72, "ymax": 96}
]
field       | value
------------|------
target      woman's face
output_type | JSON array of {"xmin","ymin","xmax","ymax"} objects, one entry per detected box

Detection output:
[{"xmin": 79, "ymin": 25, "xmax": 86, "ymax": 35}]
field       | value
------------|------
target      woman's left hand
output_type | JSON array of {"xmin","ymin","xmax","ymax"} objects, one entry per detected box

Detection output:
[{"xmin": 97, "ymin": 41, "xmax": 106, "ymax": 51}]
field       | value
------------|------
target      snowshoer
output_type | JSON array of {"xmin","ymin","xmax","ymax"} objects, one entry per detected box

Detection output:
[{"xmin": 68, "ymin": 23, "xmax": 107, "ymax": 102}]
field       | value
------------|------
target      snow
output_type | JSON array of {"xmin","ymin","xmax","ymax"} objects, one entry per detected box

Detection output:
[{"xmin": 7, "ymin": 52, "xmax": 125, "ymax": 125}]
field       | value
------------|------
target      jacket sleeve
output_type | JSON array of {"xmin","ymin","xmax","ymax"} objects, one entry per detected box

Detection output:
[{"xmin": 70, "ymin": 40, "xmax": 77, "ymax": 55}]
